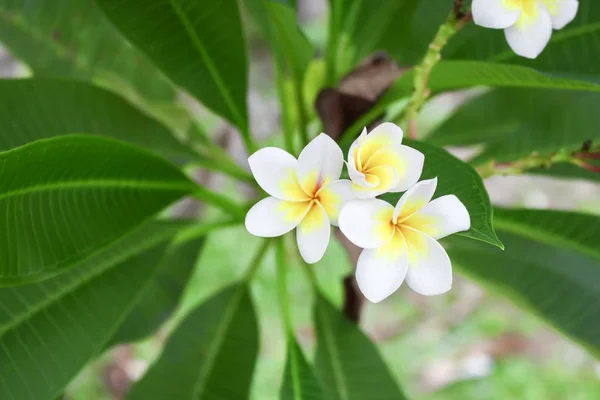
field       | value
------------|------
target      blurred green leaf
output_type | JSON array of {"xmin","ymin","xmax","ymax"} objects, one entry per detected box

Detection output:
[
  {"xmin": 493, "ymin": 208, "xmax": 600, "ymax": 262},
  {"xmin": 0, "ymin": 135, "xmax": 195, "ymax": 284},
  {"xmin": 446, "ymin": 0, "xmax": 600, "ymax": 78},
  {"xmin": 281, "ymin": 338, "xmax": 326, "ymax": 400},
  {"xmin": 0, "ymin": 78, "xmax": 192, "ymax": 157},
  {"xmin": 313, "ymin": 293, "xmax": 407, "ymax": 400},
  {"xmin": 0, "ymin": 0, "xmax": 174, "ymax": 102},
  {"xmin": 107, "ymin": 234, "xmax": 206, "ymax": 346},
  {"xmin": 126, "ymin": 283, "xmax": 259, "ymax": 400},
  {"xmin": 247, "ymin": 0, "xmax": 313, "ymax": 80},
  {"xmin": 528, "ymin": 162, "xmax": 600, "ymax": 184},
  {"xmin": 449, "ymin": 208, "xmax": 600, "ymax": 357},
  {"xmin": 381, "ymin": 140, "xmax": 502, "ymax": 248},
  {"xmin": 96, "ymin": 0, "xmax": 249, "ymax": 135},
  {"xmin": 429, "ymin": 89, "xmax": 600, "ymax": 165},
  {"xmin": 384, "ymin": 61, "xmax": 600, "ymax": 103},
  {"xmin": 0, "ymin": 220, "xmax": 186, "ymax": 400}
]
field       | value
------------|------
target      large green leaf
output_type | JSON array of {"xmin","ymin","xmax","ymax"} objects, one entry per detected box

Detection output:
[
  {"xmin": 449, "ymin": 208, "xmax": 600, "ymax": 357},
  {"xmin": 0, "ymin": 135, "xmax": 195, "ymax": 284},
  {"xmin": 281, "ymin": 338, "xmax": 325, "ymax": 400},
  {"xmin": 0, "ymin": 78, "xmax": 191, "ymax": 156},
  {"xmin": 429, "ymin": 88, "xmax": 600, "ymax": 165},
  {"xmin": 126, "ymin": 284, "xmax": 259, "ymax": 400},
  {"xmin": 380, "ymin": 139, "xmax": 502, "ymax": 248},
  {"xmin": 384, "ymin": 61, "xmax": 600, "ymax": 103},
  {"xmin": 0, "ymin": 0, "xmax": 174, "ymax": 102},
  {"xmin": 108, "ymin": 234, "xmax": 205, "ymax": 346},
  {"xmin": 0, "ymin": 220, "xmax": 185, "ymax": 400},
  {"xmin": 313, "ymin": 293, "xmax": 407, "ymax": 400},
  {"xmin": 446, "ymin": 0, "xmax": 600, "ymax": 78},
  {"xmin": 96, "ymin": 0, "xmax": 249, "ymax": 134}
]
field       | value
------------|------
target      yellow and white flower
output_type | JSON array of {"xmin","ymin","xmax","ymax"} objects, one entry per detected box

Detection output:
[
  {"xmin": 245, "ymin": 134, "xmax": 354, "ymax": 264},
  {"xmin": 472, "ymin": 0, "xmax": 579, "ymax": 59},
  {"xmin": 347, "ymin": 122, "xmax": 424, "ymax": 199},
  {"xmin": 338, "ymin": 178, "xmax": 470, "ymax": 303}
]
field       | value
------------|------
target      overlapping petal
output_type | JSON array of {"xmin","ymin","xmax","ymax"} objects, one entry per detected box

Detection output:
[
  {"xmin": 245, "ymin": 197, "xmax": 310, "ymax": 237},
  {"xmin": 472, "ymin": 0, "xmax": 522, "ymax": 29},
  {"xmin": 297, "ymin": 133, "xmax": 343, "ymax": 195},
  {"xmin": 402, "ymin": 227, "xmax": 453, "ymax": 296},
  {"xmin": 393, "ymin": 177, "xmax": 438, "ymax": 222},
  {"xmin": 505, "ymin": 1, "xmax": 553, "ymax": 59},
  {"xmin": 296, "ymin": 203, "xmax": 331, "ymax": 264},
  {"xmin": 542, "ymin": 0, "xmax": 579, "ymax": 29},
  {"xmin": 404, "ymin": 195, "xmax": 471, "ymax": 240},
  {"xmin": 317, "ymin": 180, "xmax": 354, "ymax": 226},
  {"xmin": 248, "ymin": 147, "xmax": 309, "ymax": 201},
  {"xmin": 356, "ymin": 231, "xmax": 409, "ymax": 303},
  {"xmin": 339, "ymin": 199, "xmax": 394, "ymax": 249}
]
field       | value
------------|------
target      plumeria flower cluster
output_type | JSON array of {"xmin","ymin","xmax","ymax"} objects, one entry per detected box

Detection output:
[
  {"xmin": 245, "ymin": 123, "xmax": 471, "ymax": 303},
  {"xmin": 473, "ymin": 0, "xmax": 579, "ymax": 59}
]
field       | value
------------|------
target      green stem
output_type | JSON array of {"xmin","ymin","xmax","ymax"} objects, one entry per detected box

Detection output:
[
  {"xmin": 476, "ymin": 150, "xmax": 576, "ymax": 179},
  {"xmin": 294, "ymin": 77, "xmax": 310, "ymax": 147},
  {"xmin": 276, "ymin": 238, "xmax": 294, "ymax": 333},
  {"xmin": 403, "ymin": 10, "xmax": 467, "ymax": 139},
  {"xmin": 274, "ymin": 55, "xmax": 296, "ymax": 154},
  {"xmin": 244, "ymin": 239, "xmax": 273, "ymax": 281},
  {"xmin": 192, "ymin": 187, "xmax": 246, "ymax": 219},
  {"xmin": 325, "ymin": 0, "xmax": 342, "ymax": 86}
]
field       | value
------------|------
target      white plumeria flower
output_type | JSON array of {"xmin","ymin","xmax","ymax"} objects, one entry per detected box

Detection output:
[
  {"xmin": 347, "ymin": 122, "xmax": 424, "ymax": 199},
  {"xmin": 338, "ymin": 178, "xmax": 470, "ymax": 303},
  {"xmin": 245, "ymin": 134, "xmax": 354, "ymax": 264},
  {"xmin": 472, "ymin": 0, "xmax": 579, "ymax": 59}
]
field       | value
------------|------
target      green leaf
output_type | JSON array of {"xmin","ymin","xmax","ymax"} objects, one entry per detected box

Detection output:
[
  {"xmin": 96, "ymin": 0, "xmax": 249, "ymax": 134},
  {"xmin": 0, "ymin": 0, "xmax": 174, "ymax": 103},
  {"xmin": 247, "ymin": 0, "xmax": 313, "ymax": 79},
  {"xmin": 529, "ymin": 163, "xmax": 600, "ymax": 183},
  {"xmin": 0, "ymin": 220, "xmax": 185, "ymax": 400},
  {"xmin": 107, "ymin": 234, "xmax": 206, "ymax": 346},
  {"xmin": 126, "ymin": 284, "xmax": 259, "ymax": 400},
  {"xmin": 446, "ymin": 0, "xmax": 600, "ymax": 78},
  {"xmin": 384, "ymin": 61, "xmax": 600, "ymax": 103},
  {"xmin": 281, "ymin": 337, "xmax": 325, "ymax": 400},
  {"xmin": 448, "ymin": 208, "xmax": 600, "ymax": 357},
  {"xmin": 429, "ymin": 89, "xmax": 600, "ymax": 165},
  {"xmin": 0, "ymin": 135, "xmax": 195, "ymax": 284},
  {"xmin": 0, "ymin": 78, "xmax": 191, "ymax": 157},
  {"xmin": 493, "ymin": 208, "xmax": 600, "ymax": 262},
  {"xmin": 380, "ymin": 140, "xmax": 502, "ymax": 248},
  {"xmin": 313, "ymin": 293, "xmax": 407, "ymax": 400}
]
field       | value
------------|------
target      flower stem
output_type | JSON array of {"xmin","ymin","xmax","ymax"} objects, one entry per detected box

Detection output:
[
  {"xmin": 325, "ymin": 0, "xmax": 342, "ymax": 86},
  {"xmin": 476, "ymin": 150, "xmax": 579, "ymax": 179},
  {"xmin": 244, "ymin": 239, "xmax": 273, "ymax": 282},
  {"xmin": 403, "ymin": 8, "xmax": 470, "ymax": 139},
  {"xmin": 276, "ymin": 238, "xmax": 294, "ymax": 333}
]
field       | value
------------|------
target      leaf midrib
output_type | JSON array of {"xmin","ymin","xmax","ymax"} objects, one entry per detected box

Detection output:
[
  {"xmin": 0, "ymin": 179, "xmax": 194, "ymax": 202},
  {"xmin": 317, "ymin": 303, "xmax": 349, "ymax": 400},
  {"xmin": 192, "ymin": 285, "xmax": 246, "ymax": 398},
  {"xmin": 167, "ymin": 0, "xmax": 246, "ymax": 131},
  {"xmin": 0, "ymin": 226, "xmax": 178, "ymax": 338}
]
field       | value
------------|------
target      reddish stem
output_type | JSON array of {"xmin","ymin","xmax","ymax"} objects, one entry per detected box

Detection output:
[{"xmin": 581, "ymin": 162, "xmax": 600, "ymax": 174}]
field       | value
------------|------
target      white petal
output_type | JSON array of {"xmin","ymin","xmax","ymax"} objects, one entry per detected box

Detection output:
[
  {"xmin": 366, "ymin": 122, "xmax": 403, "ymax": 147},
  {"xmin": 339, "ymin": 199, "xmax": 394, "ymax": 249},
  {"xmin": 356, "ymin": 232, "xmax": 409, "ymax": 303},
  {"xmin": 472, "ymin": 0, "xmax": 522, "ymax": 29},
  {"xmin": 403, "ymin": 228, "xmax": 453, "ymax": 296},
  {"xmin": 248, "ymin": 147, "xmax": 308, "ymax": 201},
  {"xmin": 405, "ymin": 195, "xmax": 470, "ymax": 240},
  {"xmin": 542, "ymin": 0, "xmax": 578, "ymax": 29},
  {"xmin": 317, "ymin": 180, "xmax": 355, "ymax": 226},
  {"xmin": 347, "ymin": 128, "xmax": 368, "ymax": 174},
  {"xmin": 393, "ymin": 177, "xmax": 438, "ymax": 223},
  {"xmin": 347, "ymin": 161, "xmax": 376, "ymax": 188},
  {"xmin": 297, "ymin": 203, "xmax": 331, "ymax": 264},
  {"xmin": 504, "ymin": 3, "xmax": 553, "ymax": 59},
  {"xmin": 245, "ymin": 197, "xmax": 310, "ymax": 237},
  {"xmin": 351, "ymin": 165, "xmax": 398, "ymax": 199},
  {"xmin": 388, "ymin": 145, "xmax": 425, "ymax": 192},
  {"xmin": 297, "ymin": 133, "xmax": 343, "ymax": 195}
]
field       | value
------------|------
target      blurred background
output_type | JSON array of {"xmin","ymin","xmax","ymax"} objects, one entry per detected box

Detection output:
[{"xmin": 2, "ymin": 0, "xmax": 600, "ymax": 399}]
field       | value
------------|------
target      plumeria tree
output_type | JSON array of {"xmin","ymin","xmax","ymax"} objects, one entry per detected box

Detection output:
[{"xmin": 0, "ymin": 0, "xmax": 599, "ymax": 399}]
